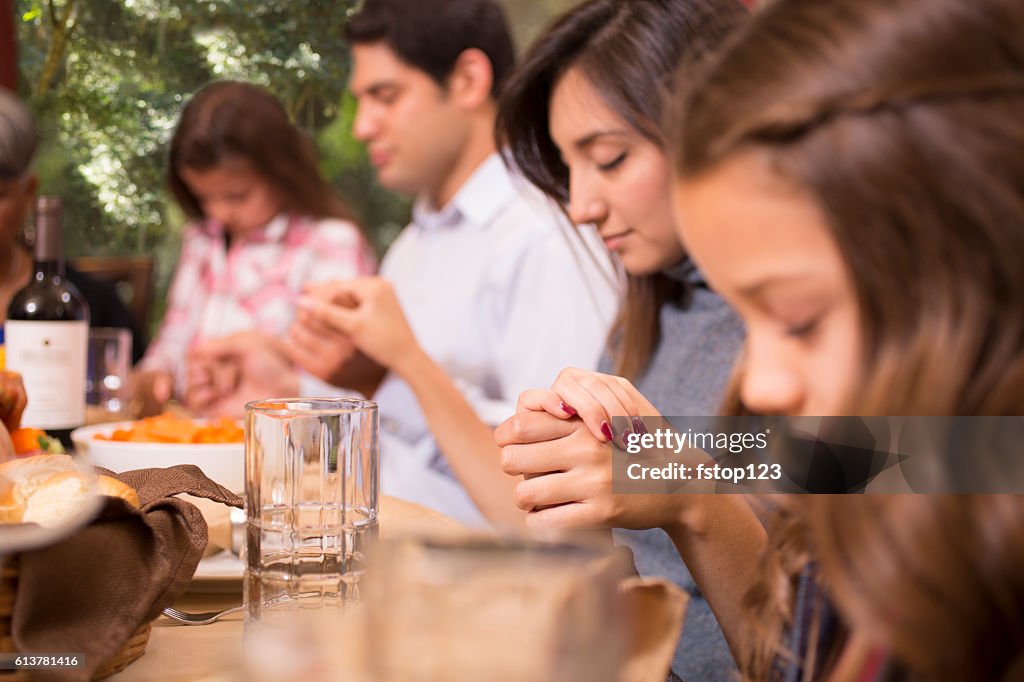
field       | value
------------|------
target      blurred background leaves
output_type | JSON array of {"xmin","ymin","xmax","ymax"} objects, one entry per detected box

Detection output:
[{"xmin": 13, "ymin": 0, "xmax": 577, "ymax": 329}]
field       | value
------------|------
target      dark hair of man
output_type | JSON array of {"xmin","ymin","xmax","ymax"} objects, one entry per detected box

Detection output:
[{"xmin": 344, "ymin": 0, "xmax": 516, "ymax": 97}]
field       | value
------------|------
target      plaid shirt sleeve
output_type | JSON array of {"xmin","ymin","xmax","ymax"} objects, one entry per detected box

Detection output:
[{"xmin": 301, "ymin": 218, "xmax": 377, "ymax": 285}]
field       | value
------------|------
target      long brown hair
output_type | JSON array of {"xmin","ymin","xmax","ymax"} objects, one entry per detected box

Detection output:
[
  {"xmin": 670, "ymin": 0, "xmax": 1024, "ymax": 678},
  {"xmin": 811, "ymin": 495, "xmax": 1024, "ymax": 681},
  {"xmin": 497, "ymin": 0, "xmax": 747, "ymax": 380},
  {"xmin": 675, "ymin": 0, "xmax": 1024, "ymax": 418},
  {"xmin": 168, "ymin": 80, "xmax": 355, "ymax": 225}
]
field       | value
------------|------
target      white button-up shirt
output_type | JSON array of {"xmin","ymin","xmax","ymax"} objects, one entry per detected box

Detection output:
[{"xmin": 311, "ymin": 154, "xmax": 618, "ymax": 524}]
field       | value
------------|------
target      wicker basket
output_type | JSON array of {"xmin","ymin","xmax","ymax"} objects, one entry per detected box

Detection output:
[{"xmin": 0, "ymin": 559, "xmax": 151, "ymax": 680}]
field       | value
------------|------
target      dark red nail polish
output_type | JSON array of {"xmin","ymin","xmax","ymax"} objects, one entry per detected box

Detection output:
[
  {"xmin": 632, "ymin": 417, "xmax": 648, "ymax": 435},
  {"xmin": 561, "ymin": 402, "xmax": 577, "ymax": 417},
  {"xmin": 601, "ymin": 421, "xmax": 613, "ymax": 441}
]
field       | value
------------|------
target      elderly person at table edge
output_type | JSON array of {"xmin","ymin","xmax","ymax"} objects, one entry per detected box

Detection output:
[{"xmin": 0, "ymin": 88, "xmax": 147, "ymax": 362}]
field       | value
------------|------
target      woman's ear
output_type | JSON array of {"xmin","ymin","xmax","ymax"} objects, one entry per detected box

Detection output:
[{"xmin": 447, "ymin": 48, "xmax": 495, "ymax": 111}]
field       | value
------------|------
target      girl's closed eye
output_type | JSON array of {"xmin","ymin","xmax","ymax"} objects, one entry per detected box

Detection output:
[
  {"xmin": 784, "ymin": 316, "xmax": 821, "ymax": 339},
  {"xmin": 758, "ymin": 291, "xmax": 831, "ymax": 342},
  {"xmin": 224, "ymin": 189, "xmax": 251, "ymax": 203},
  {"xmin": 597, "ymin": 151, "xmax": 627, "ymax": 172}
]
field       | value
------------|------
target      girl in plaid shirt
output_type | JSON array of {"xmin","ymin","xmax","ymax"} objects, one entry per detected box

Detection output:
[{"xmin": 131, "ymin": 81, "xmax": 374, "ymax": 414}]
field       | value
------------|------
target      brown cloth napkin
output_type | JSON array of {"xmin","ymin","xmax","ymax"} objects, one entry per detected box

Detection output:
[{"xmin": 11, "ymin": 465, "xmax": 242, "ymax": 681}]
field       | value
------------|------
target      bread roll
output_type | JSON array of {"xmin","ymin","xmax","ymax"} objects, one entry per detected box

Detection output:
[
  {"xmin": 96, "ymin": 474, "xmax": 140, "ymax": 508},
  {"xmin": 0, "ymin": 454, "xmax": 76, "ymax": 506},
  {"xmin": 0, "ymin": 455, "xmax": 138, "ymax": 527},
  {"xmin": 21, "ymin": 471, "xmax": 93, "ymax": 527},
  {"xmin": 0, "ymin": 474, "xmax": 17, "ymax": 523}
]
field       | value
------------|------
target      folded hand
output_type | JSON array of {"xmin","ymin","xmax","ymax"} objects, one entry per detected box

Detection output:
[
  {"xmin": 295, "ymin": 277, "xmax": 420, "ymax": 376},
  {"xmin": 516, "ymin": 368, "xmax": 660, "ymax": 445},
  {"xmin": 185, "ymin": 332, "xmax": 299, "ymax": 419},
  {"xmin": 286, "ymin": 285, "xmax": 387, "ymax": 395},
  {"xmin": 495, "ymin": 370, "xmax": 679, "ymax": 532}
]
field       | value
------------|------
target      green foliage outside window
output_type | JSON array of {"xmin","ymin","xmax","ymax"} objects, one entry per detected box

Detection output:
[
  {"xmin": 13, "ymin": 0, "xmax": 578, "ymax": 332},
  {"xmin": 14, "ymin": 0, "xmax": 410, "ymax": 331}
]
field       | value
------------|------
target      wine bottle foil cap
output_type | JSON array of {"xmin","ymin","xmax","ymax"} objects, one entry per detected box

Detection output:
[
  {"xmin": 36, "ymin": 195, "xmax": 63, "ymax": 214},
  {"xmin": 34, "ymin": 196, "xmax": 64, "ymax": 261}
]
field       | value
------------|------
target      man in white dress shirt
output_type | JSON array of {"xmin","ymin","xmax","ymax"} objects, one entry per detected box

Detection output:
[{"xmin": 194, "ymin": 0, "xmax": 616, "ymax": 526}]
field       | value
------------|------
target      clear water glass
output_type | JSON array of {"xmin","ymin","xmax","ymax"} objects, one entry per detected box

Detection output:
[{"xmin": 243, "ymin": 398, "xmax": 379, "ymax": 628}]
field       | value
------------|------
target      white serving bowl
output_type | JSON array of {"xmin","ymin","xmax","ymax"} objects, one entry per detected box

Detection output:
[{"xmin": 70, "ymin": 421, "xmax": 245, "ymax": 492}]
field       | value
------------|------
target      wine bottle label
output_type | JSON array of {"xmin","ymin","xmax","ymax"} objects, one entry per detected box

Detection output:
[{"xmin": 4, "ymin": 320, "xmax": 88, "ymax": 429}]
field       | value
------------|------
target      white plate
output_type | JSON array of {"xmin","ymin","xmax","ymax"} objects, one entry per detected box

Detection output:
[
  {"xmin": 195, "ymin": 549, "xmax": 245, "ymax": 579},
  {"xmin": 70, "ymin": 421, "xmax": 244, "ymax": 492},
  {"xmin": 190, "ymin": 550, "xmax": 245, "ymax": 593}
]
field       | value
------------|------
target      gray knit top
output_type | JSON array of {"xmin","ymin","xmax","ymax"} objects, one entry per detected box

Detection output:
[{"xmin": 603, "ymin": 260, "xmax": 745, "ymax": 681}]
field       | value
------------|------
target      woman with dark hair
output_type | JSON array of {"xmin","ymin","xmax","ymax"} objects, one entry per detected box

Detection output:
[
  {"xmin": 499, "ymin": 0, "xmax": 1024, "ymax": 678},
  {"xmin": 496, "ymin": 1, "xmax": 747, "ymax": 678},
  {"xmin": 130, "ymin": 81, "xmax": 375, "ymax": 414}
]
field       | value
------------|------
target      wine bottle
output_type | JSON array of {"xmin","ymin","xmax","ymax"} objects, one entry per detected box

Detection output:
[{"xmin": 5, "ymin": 197, "xmax": 91, "ymax": 447}]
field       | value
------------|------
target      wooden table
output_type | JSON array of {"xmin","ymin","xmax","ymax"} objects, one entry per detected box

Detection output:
[
  {"xmin": 109, "ymin": 591, "xmax": 244, "ymax": 682},
  {"xmin": 108, "ymin": 497, "xmax": 468, "ymax": 681}
]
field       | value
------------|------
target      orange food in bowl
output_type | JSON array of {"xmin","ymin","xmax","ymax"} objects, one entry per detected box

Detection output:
[{"xmin": 96, "ymin": 413, "xmax": 243, "ymax": 445}]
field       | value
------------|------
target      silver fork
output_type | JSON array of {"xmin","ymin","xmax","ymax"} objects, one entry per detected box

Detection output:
[{"xmin": 161, "ymin": 605, "xmax": 243, "ymax": 626}]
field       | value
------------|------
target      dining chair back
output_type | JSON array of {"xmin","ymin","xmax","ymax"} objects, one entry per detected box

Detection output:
[{"xmin": 71, "ymin": 255, "xmax": 155, "ymax": 331}]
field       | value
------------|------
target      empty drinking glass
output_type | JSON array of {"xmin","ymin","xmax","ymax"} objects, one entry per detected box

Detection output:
[{"xmin": 86, "ymin": 327, "xmax": 132, "ymax": 417}]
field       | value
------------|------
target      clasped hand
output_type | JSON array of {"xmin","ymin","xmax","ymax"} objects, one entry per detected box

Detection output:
[
  {"xmin": 180, "ymin": 276, "xmax": 409, "ymax": 416},
  {"xmin": 182, "ymin": 331, "xmax": 298, "ymax": 419},
  {"xmin": 289, "ymin": 276, "xmax": 417, "ymax": 382},
  {"xmin": 496, "ymin": 368, "xmax": 686, "ymax": 531}
]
